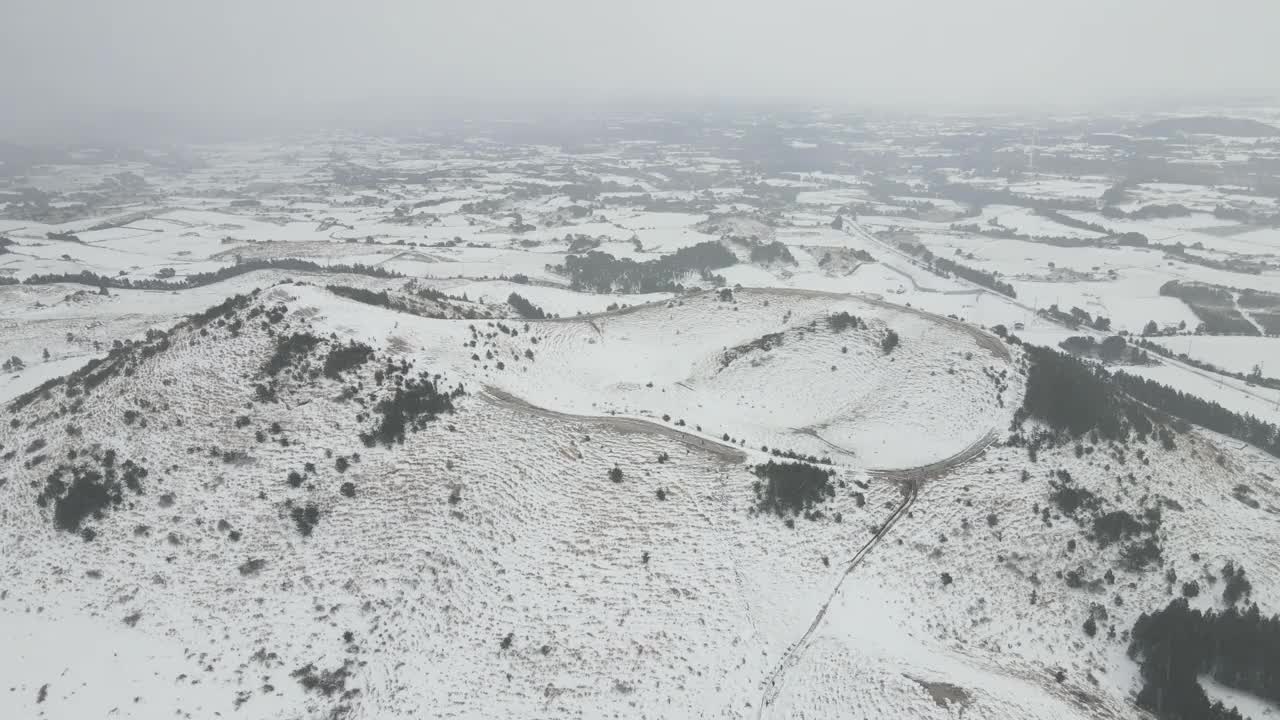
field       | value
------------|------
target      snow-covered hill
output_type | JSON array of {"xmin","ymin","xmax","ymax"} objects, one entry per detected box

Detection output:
[
  {"xmin": 5, "ymin": 118, "xmax": 1280, "ymax": 720},
  {"xmin": 290, "ymin": 285, "xmax": 1013, "ymax": 469},
  {"xmin": 3, "ymin": 279, "xmax": 1276, "ymax": 720}
]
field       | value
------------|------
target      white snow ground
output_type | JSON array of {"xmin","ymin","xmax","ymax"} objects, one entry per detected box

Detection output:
[{"xmin": 4, "ymin": 129, "xmax": 1280, "ymax": 720}]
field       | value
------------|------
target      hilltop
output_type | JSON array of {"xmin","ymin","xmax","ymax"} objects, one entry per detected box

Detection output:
[
  {"xmin": 5, "ymin": 108, "xmax": 1280, "ymax": 720},
  {"xmin": 2, "ymin": 281, "xmax": 1278, "ymax": 719}
]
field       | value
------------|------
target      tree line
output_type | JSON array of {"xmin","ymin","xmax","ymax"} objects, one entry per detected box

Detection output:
[
  {"xmin": 20, "ymin": 258, "xmax": 403, "ymax": 292},
  {"xmin": 1112, "ymin": 370, "xmax": 1280, "ymax": 458},
  {"xmin": 1016, "ymin": 344, "xmax": 1280, "ymax": 458},
  {"xmin": 1129, "ymin": 596, "xmax": 1279, "ymax": 720},
  {"xmin": 896, "ymin": 240, "xmax": 1017, "ymax": 297}
]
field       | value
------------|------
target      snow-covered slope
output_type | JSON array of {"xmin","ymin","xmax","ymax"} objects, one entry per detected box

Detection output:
[
  {"xmin": 6, "ymin": 121, "xmax": 1280, "ymax": 720},
  {"xmin": 0, "ymin": 283, "xmax": 995, "ymax": 719},
  {"xmin": 4, "ymin": 281, "xmax": 1276, "ymax": 720},
  {"xmin": 295, "ymin": 285, "xmax": 1014, "ymax": 468}
]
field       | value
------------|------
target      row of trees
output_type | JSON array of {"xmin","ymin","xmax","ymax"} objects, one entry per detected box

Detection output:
[
  {"xmin": 1016, "ymin": 344, "xmax": 1280, "ymax": 458},
  {"xmin": 927, "ymin": 178, "xmax": 1097, "ymax": 213},
  {"xmin": 1133, "ymin": 337, "xmax": 1280, "ymax": 391},
  {"xmin": 1102, "ymin": 203, "xmax": 1192, "ymax": 220},
  {"xmin": 1163, "ymin": 244, "xmax": 1269, "ymax": 277},
  {"xmin": 1059, "ymin": 335, "xmax": 1149, "ymax": 365},
  {"xmin": 1160, "ymin": 282, "xmax": 1279, "ymax": 335},
  {"xmin": 933, "ymin": 257, "xmax": 1017, "ymax": 297},
  {"xmin": 21, "ymin": 258, "xmax": 403, "ymax": 293},
  {"xmin": 1215, "ymin": 204, "xmax": 1280, "ymax": 227},
  {"xmin": 1112, "ymin": 370, "xmax": 1280, "ymax": 458},
  {"xmin": 327, "ymin": 285, "xmax": 393, "ymax": 308},
  {"xmin": 896, "ymin": 241, "xmax": 1017, "ymax": 298},
  {"xmin": 1039, "ymin": 304, "xmax": 1111, "ymax": 331},
  {"xmin": 1034, "ymin": 208, "xmax": 1113, "ymax": 235},
  {"xmin": 951, "ymin": 221, "xmax": 1102, "ymax": 248}
]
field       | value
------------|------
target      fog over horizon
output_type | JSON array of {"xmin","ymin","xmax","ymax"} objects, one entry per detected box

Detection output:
[{"xmin": 4, "ymin": 0, "xmax": 1280, "ymax": 140}]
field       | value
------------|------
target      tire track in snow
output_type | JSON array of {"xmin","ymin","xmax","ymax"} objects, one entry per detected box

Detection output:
[{"xmin": 755, "ymin": 430, "xmax": 997, "ymax": 719}]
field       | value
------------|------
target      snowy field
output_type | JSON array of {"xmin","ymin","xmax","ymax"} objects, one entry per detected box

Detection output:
[
  {"xmin": 1149, "ymin": 335, "xmax": 1280, "ymax": 377},
  {"xmin": 4, "ymin": 116, "xmax": 1280, "ymax": 720}
]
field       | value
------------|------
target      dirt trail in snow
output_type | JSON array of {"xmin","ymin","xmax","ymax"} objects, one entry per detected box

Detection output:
[
  {"xmin": 479, "ymin": 386, "xmax": 748, "ymax": 463},
  {"xmin": 754, "ymin": 429, "xmax": 998, "ymax": 719},
  {"xmin": 1230, "ymin": 291, "xmax": 1267, "ymax": 336}
]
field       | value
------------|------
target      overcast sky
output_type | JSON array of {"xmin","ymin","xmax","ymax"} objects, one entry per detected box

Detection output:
[{"xmin": 3, "ymin": 0, "xmax": 1279, "ymax": 138}]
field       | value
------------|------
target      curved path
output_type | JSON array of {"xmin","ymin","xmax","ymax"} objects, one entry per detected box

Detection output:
[
  {"xmin": 543, "ymin": 285, "xmax": 1009, "ymax": 363},
  {"xmin": 482, "ymin": 382, "xmax": 1001, "ymax": 720},
  {"xmin": 480, "ymin": 386, "xmax": 748, "ymax": 463},
  {"xmin": 743, "ymin": 285, "xmax": 1010, "ymax": 363},
  {"xmin": 754, "ymin": 429, "xmax": 998, "ymax": 719}
]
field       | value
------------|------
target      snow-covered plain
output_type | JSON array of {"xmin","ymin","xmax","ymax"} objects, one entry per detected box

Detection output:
[{"xmin": 4, "ymin": 121, "xmax": 1280, "ymax": 720}]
